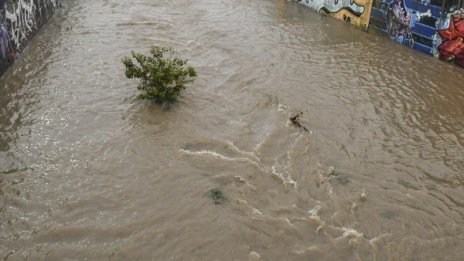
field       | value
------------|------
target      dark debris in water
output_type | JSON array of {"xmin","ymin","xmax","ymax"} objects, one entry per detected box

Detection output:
[
  {"xmin": 290, "ymin": 111, "xmax": 309, "ymax": 132},
  {"xmin": 210, "ymin": 188, "xmax": 226, "ymax": 205},
  {"xmin": 329, "ymin": 175, "xmax": 350, "ymax": 185},
  {"xmin": 381, "ymin": 210, "xmax": 397, "ymax": 219}
]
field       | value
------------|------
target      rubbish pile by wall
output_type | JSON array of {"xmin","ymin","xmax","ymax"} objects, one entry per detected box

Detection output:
[{"xmin": 0, "ymin": 0, "xmax": 62, "ymax": 74}]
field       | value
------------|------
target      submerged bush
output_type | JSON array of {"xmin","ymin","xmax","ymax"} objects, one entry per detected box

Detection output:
[
  {"xmin": 122, "ymin": 46, "xmax": 197, "ymax": 103},
  {"xmin": 210, "ymin": 188, "xmax": 226, "ymax": 205}
]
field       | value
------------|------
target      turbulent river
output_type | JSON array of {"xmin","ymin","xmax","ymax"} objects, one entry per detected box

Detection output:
[{"xmin": 1, "ymin": 0, "xmax": 464, "ymax": 260}]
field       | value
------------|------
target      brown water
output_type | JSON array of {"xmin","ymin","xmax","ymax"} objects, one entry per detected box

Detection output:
[{"xmin": 1, "ymin": 0, "xmax": 464, "ymax": 260}]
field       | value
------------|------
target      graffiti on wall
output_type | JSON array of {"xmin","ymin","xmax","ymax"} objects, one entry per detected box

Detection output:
[
  {"xmin": 370, "ymin": 0, "xmax": 464, "ymax": 68},
  {"xmin": 0, "ymin": 0, "xmax": 62, "ymax": 67},
  {"xmin": 385, "ymin": 0, "xmax": 431, "ymax": 47},
  {"xmin": 370, "ymin": 0, "xmax": 434, "ymax": 51},
  {"xmin": 0, "ymin": 21, "xmax": 8, "ymax": 61},
  {"xmin": 296, "ymin": 0, "xmax": 373, "ymax": 29}
]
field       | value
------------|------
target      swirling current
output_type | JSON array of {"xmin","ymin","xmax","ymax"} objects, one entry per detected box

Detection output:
[{"xmin": 1, "ymin": 0, "xmax": 464, "ymax": 260}]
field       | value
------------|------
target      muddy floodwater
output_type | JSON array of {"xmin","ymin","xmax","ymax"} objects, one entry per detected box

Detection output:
[{"xmin": 1, "ymin": 0, "xmax": 464, "ymax": 260}]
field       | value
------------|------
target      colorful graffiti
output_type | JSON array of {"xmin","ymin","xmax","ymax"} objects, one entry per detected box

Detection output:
[
  {"xmin": 296, "ymin": 0, "xmax": 373, "ymax": 29},
  {"xmin": 386, "ymin": 0, "xmax": 431, "ymax": 47},
  {"xmin": 0, "ymin": 0, "xmax": 62, "ymax": 72},
  {"xmin": 370, "ymin": 0, "xmax": 464, "ymax": 68},
  {"xmin": 370, "ymin": 0, "xmax": 436, "ymax": 52}
]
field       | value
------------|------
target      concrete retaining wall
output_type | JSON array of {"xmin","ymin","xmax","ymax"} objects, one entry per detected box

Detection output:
[{"xmin": 0, "ymin": 0, "xmax": 62, "ymax": 75}]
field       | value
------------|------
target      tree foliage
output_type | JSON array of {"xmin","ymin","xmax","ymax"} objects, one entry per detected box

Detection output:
[{"xmin": 123, "ymin": 46, "xmax": 197, "ymax": 103}]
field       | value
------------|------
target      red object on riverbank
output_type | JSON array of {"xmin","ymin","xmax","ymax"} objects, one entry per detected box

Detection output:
[{"xmin": 438, "ymin": 15, "xmax": 464, "ymax": 67}]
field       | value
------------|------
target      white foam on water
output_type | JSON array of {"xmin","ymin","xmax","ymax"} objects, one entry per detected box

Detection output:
[
  {"xmin": 369, "ymin": 233, "xmax": 392, "ymax": 251},
  {"xmin": 271, "ymin": 166, "xmax": 298, "ymax": 188},
  {"xmin": 225, "ymin": 141, "xmax": 261, "ymax": 162},
  {"xmin": 252, "ymin": 208, "xmax": 263, "ymax": 216},
  {"xmin": 179, "ymin": 149, "xmax": 262, "ymax": 169},
  {"xmin": 254, "ymin": 130, "xmax": 273, "ymax": 155},
  {"xmin": 360, "ymin": 191, "xmax": 368, "ymax": 200},
  {"xmin": 276, "ymin": 104, "xmax": 287, "ymax": 113},
  {"xmin": 293, "ymin": 245, "xmax": 325, "ymax": 256},
  {"xmin": 350, "ymin": 201, "xmax": 359, "ymax": 213},
  {"xmin": 229, "ymin": 197, "xmax": 264, "ymax": 218},
  {"xmin": 181, "ymin": 137, "xmax": 302, "ymax": 189},
  {"xmin": 325, "ymin": 166, "xmax": 335, "ymax": 177},
  {"xmin": 308, "ymin": 205, "xmax": 321, "ymax": 217},
  {"xmin": 234, "ymin": 175, "xmax": 246, "ymax": 183},
  {"xmin": 286, "ymin": 133, "xmax": 305, "ymax": 168},
  {"xmin": 315, "ymin": 163, "xmax": 335, "ymax": 197},
  {"xmin": 308, "ymin": 205, "xmax": 326, "ymax": 233},
  {"xmin": 282, "ymin": 217, "xmax": 293, "ymax": 226},
  {"xmin": 249, "ymin": 251, "xmax": 261, "ymax": 259},
  {"xmin": 339, "ymin": 227, "xmax": 365, "ymax": 245}
]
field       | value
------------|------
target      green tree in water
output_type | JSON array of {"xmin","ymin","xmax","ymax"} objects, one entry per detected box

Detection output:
[{"xmin": 123, "ymin": 46, "xmax": 197, "ymax": 103}]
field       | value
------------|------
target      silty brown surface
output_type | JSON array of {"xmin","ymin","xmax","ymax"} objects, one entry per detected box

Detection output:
[{"xmin": 1, "ymin": 0, "xmax": 464, "ymax": 260}]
